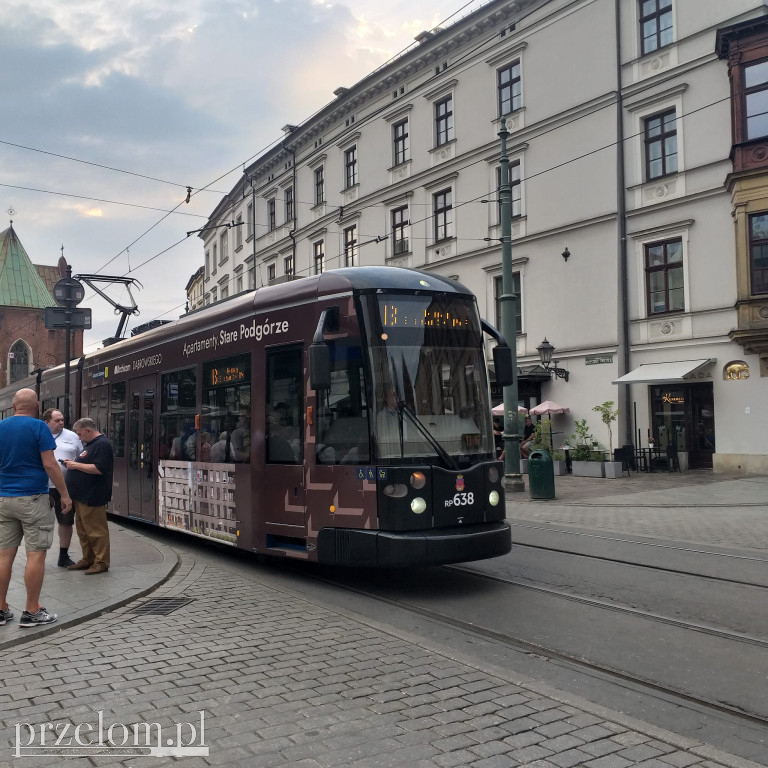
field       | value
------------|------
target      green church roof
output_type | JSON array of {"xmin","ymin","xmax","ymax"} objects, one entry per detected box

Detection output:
[{"xmin": 0, "ymin": 224, "xmax": 56, "ymax": 309}]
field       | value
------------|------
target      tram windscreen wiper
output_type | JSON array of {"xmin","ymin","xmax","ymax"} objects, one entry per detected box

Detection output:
[{"xmin": 398, "ymin": 402, "xmax": 459, "ymax": 471}]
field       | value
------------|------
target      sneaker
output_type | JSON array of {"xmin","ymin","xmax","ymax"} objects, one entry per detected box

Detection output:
[
  {"xmin": 58, "ymin": 554, "xmax": 76, "ymax": 568},
  {"xmin": 0, "ymin": 608, "xmax": 13, "ymax": 626},
  {"xmin": 19, "ymin": 607, "xmax": 57, "ymax": 627}
]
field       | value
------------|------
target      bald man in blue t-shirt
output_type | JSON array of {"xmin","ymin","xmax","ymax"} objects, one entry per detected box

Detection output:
[{"xmin": 0, "ymin": 388, "xmax": 72, "ymax": 628}]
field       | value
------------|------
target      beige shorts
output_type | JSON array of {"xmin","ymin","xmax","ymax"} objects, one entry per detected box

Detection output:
[{"xmin": 0, "ymin": 494, "xmax": 56, "ymax": 551}]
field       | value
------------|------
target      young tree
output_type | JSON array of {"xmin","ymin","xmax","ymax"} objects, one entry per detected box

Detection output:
[{"xmin": 593, "ymin": 401, "xmax": 620, "ymax": 457}]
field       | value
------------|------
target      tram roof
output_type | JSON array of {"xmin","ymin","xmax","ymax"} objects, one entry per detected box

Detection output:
[{"xmin": 41, "ymin": 267, "xmax": 472, "ymax": 374}]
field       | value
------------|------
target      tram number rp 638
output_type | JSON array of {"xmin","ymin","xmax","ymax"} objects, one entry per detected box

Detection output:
[{"xmin": 445, "ymin": 492, "xmax": 475, "ymax": 507}]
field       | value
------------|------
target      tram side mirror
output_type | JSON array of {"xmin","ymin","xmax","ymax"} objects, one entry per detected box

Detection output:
[
  {"xmin": 309, "ymin": 306, "xmax": 338, "ymax": 390},
  {"xmin": 493, "ymin": 344, "xmax": 514, "ymax": 387},
  {"xmin": 309, "ymin": 343, "xmax": 331, "ymax": 390}
]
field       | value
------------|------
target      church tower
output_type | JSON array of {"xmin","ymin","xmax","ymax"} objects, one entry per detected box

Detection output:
[{"xmin": 0, "ymin": 222, "xmax": 84, "ymax": 387}]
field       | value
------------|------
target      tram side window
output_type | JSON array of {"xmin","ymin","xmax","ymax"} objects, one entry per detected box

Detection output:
[
  {"xmin": 202, "ymin": 354, "xmax": 251, "ymax": 463},
  {"xmin": 109, "ymin": 382, "xmax": 126, "ymax": 458},
  {"xmin": 266, "ymin": 347, "xmax": 302, "ymax": 464},
  {"xmin": 316, "ymin": 341, "xmax": 370, "ymax": 465},
  {"xmin": 159, "ymin": 369, "xmax": 198, "ymax": 461}
]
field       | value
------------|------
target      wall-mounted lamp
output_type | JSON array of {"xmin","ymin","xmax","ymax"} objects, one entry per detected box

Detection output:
[
  {"xmin": 537, "ymin": 338, "xmax": 570, "ymax": 382},
  {"xmin": 561, "ymin": 247, "xmax": 570, "ymax": 262}
]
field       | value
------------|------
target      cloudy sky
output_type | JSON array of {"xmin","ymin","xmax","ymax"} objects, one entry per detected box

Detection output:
[{"xmin": 0, "ymin": 0, "xmax": 477, "ymax": 349}]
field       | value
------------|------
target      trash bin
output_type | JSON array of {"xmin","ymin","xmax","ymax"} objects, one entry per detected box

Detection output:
[{"xmin": 528, "ymin": 449, "xmax": 555, "ymax": 500}]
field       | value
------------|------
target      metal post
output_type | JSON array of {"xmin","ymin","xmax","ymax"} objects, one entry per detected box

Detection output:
[
  {"xmin": 63, "ymin": 265, "xmax": 72, "ymax": 428},
  {"xmin": 498, "ymin": 118, "xmax": 524, "ymax": 491}
]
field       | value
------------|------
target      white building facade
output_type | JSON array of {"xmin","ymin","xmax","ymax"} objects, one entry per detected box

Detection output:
[{"xmin": 198, "ymin": 0, "xmax": 768, "ymax": 473}]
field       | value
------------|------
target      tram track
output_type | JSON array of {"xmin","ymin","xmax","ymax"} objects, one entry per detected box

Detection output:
[{"xmin": 303, "ymin": 562, "xmax": 768, "ymax": 727}]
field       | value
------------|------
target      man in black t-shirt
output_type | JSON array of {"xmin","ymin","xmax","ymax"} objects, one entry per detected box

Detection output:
[{"xmin": 62, "ymin": 418, "xmax": 114, "ymax": 575}]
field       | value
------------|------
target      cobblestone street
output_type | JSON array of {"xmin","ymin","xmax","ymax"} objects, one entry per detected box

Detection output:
[{"xmin": 2, "ymin": 535, "xmax": 764, "ymax": 768}]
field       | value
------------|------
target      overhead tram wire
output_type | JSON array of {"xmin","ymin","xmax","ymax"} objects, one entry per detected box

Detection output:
[{"xmin": 0, "ymin": 137, "xmax": 229, "ymax": 196}]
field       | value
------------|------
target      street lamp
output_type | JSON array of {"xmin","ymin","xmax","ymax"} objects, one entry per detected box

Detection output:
[{"xmin": 537, "ymin": 338, "xmax": 570, "ymax": 382}]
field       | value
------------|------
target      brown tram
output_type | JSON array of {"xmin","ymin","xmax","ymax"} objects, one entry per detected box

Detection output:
[{"xmin": 0, "ymin": 267, "xmax": 513, "ymax": 567}]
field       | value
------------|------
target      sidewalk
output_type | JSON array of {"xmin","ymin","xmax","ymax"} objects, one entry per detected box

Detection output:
[
  {"xmin": 0, "ymin": 520, "xmax": 178, "ymax": 650},
  {"xmin": 505, "ymin": 470, "xmax": 768, "ymax": 552}
]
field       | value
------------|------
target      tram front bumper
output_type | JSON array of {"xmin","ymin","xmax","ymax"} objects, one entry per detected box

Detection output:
[{"xmin": 316, "ymin": 521, "xmax": 511, "ymax": 567}]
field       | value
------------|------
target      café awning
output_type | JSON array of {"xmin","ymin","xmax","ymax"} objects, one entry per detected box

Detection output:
[{"xmin": 613, "ymin": 359, "xmax": 715, "ymax": 385}]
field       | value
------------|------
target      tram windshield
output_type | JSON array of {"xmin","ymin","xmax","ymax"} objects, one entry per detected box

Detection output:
[{"xmin": 362, "ymin": 292, "xmax": 494, "ymax": 467}]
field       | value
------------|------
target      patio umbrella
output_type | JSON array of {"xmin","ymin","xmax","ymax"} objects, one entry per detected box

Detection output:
[
  {"xmin": 492, "ymin": 403, "xmax": 528, "ymax": 415},
  {"xmin": 529, "ymin": 400, "xmax": 570, "ymax": 416}
]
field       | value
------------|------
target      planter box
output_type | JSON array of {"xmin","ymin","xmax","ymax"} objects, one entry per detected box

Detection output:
[
  {"xmin": 553, "ymin": 460, "xmax": 568, "ymax": 476},
  {"xmin": 572, "ymin": 460, "xmax": 605, "ymax": 477},
  {"xmin": 603, "ymin": 461, "xmax": 625, "ymax": 479}
]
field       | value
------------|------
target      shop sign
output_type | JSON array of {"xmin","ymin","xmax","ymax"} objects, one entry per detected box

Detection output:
[
  {"xmin": 585, "ymin": 354, "xmax": 613, "ymax": 365},
  {"xmin": 662, "ymin": 393, "xmax": 685, "ymax": 404}
]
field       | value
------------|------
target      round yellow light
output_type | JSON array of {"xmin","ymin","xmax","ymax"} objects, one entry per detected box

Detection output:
[
  {"xmin": 410, "ymin": 471, "xmax": 426, "ymax": 490},
  {"xmin": 381, "ymin": 333, "xmax": 389, "ymax": 340},
  {"xmin": 410, "ymin": 497, "xmax": 427, "ymax": 514},
  {"xmin": 489, "ymin": 491, "xmax": 500, "ymax": 506},
  {"xmin": 330, "ymin": 505, "xmax": 336, "ymax": 514}
]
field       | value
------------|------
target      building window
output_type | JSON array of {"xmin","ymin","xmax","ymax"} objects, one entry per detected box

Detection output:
[
  {"xmin": 285, "ymin": 186, "xmax": 294, "ymax": 222},
  {"xmin": 205, "ymin": 251, "xmax": 210, "ymax": 278},
  {"xmin": 344, "ymin": 225, "xmax": 358, "ymax": 267},
  {"xmin": 221, "ymin": 286, "xmax": 229, "ymax": 300},
  {"xmin": 267, "ymin": 198, "xmax": 276, "ymax": 231},
  {"xmin": 314, "ymin": 241, "xmax": 325, "ymax": 275},
  {"xmin": 749, "ymin": 213, "xmax": 768, "ymax": 294},
  {"xmin": 435, "ymin": 96, "xmax": 454, "ymax": 146},
  {"xmin": 219, "ymin": 231, "xmax": 228, "ymax": 263},
  {"xmin": 494, "ymin": 274, "xmax": 522, "ymax": 334},
  {"xmin": 645, "ymin": 238, "xmax": 684, "ymax": 314},
  {"xmin": 498, "ymin": 61, "xmax": 521, "ymax": 116},
  {"xmin": 344, "ymin": 146, "xmax": 358, "ymax": 188},
  {"xmin": 211, "ymin": 287, "xmax": 218, "ymax": 303},
  {"xmin": 212, "ymin": 243, "xmax": 217, "ymax": 271},
  {"xmin": 267, "ymin": 264, "xmax": 276, "ymax": 281},
  {"xmin": 496, "ymin": 162, "xmax": 522, "ymax": 218},
  {"xmin": 393, "ymin": 120, "xmax": 409, "ymax": 165},
  {"xmin": 391, "ymin": 206, "xmax": 409, "ymax": 254},
  {"xmin": 284, "ymin": 255, "xmax": 294, "ymax": 276},
  {"xmin": 745, "ymin": 60, "xmax": 768, "ymax": 140},
  {"xmin": 9, "ymin": 340, "xmax": 30, "ymax": 383},
  {"xmin": 246, "ymin": 202, "xmax": 253, "ymax": 239},
  {"xmin": 315, "ymin": 166, "xmax": 324, "ymax": 205},
  {"xmin": 639, "ymin": 0, "xmax": 673, "ymax": 56},
  {"xmin": 433, "ymin": 189, "xmax": 453, "ymax": 242},
  {"xmin": 645, "ymin": 109, "xmax": 677, "ymax": 180},
  {"xmin": 235, "ymin": 214, "xmax": 243, "ymax": 249},
  {"xmin": 236, "ymin": 276, "xmax": 243, "ymax": 293}
]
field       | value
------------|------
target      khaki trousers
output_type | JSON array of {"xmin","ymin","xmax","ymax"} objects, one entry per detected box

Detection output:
[{"xmin": 74, "ymin": 502, "xmax": 110, "ymax": 568}]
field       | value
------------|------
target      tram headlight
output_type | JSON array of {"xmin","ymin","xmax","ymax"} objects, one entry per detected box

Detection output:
[
  {"xmin": 488, "ymin": 466, "xmax": 500, "ymax": 484},
  {"xmin": 411, "ymin": 497, "xmax": 427, "ymax": 514},
  {"xmin": 383, "ymin": 484, "xmax": 408, "ymax": 498},
  {"xmin": 489, "ymin": 490, "xmax": 500, "ymax": 507},
  {"xmin": 409, "ymin": 471, "xmax": 426, "ymax": 490}
]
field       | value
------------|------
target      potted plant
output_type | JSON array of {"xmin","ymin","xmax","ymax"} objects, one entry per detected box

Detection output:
[
  {"xmin": 551, "ymin": 449, "xmax": 568, "ymax": 476},
  {"xmin": 593, "ymin": 401, "xmax": 623, "ymax": 479},
  {"xmin": 570, "ymin": 419, "xmax": 604, "ymax": 477}
]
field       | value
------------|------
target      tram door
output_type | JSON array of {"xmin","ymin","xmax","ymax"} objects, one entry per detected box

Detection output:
[
  {"xmin": 128, "ymin": 376, "xmax": 157, "ymax": 521},
  {"xmin": 264, "ymin": 346, "xmax": 306, "ymax": 529}
]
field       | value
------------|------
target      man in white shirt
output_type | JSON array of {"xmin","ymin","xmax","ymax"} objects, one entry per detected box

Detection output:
[{"xmin": 43, "ymin": 409, "xmax": 83, "ymax": 567}]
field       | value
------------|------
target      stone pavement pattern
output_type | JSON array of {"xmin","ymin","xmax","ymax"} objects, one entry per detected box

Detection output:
[
  {"xmin": 1, "ymin": 543, "xmax": 764, "ymax": 767},
  {"xmin": 1, "ymin": 471, "xmax": 767, "ymax": 767}
]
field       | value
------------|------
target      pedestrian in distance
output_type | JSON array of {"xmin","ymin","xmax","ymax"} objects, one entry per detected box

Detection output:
[
  {"xmin": 43, "ymin": 408, "xmax": 83, "ymax": 568},
  {"xmin": 0, "ymin": 388, "xmax": 73, "ymax": 628},
  {"xmin": 63, "ymin": 417, "xmax": 114, "ymax": 575}
]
